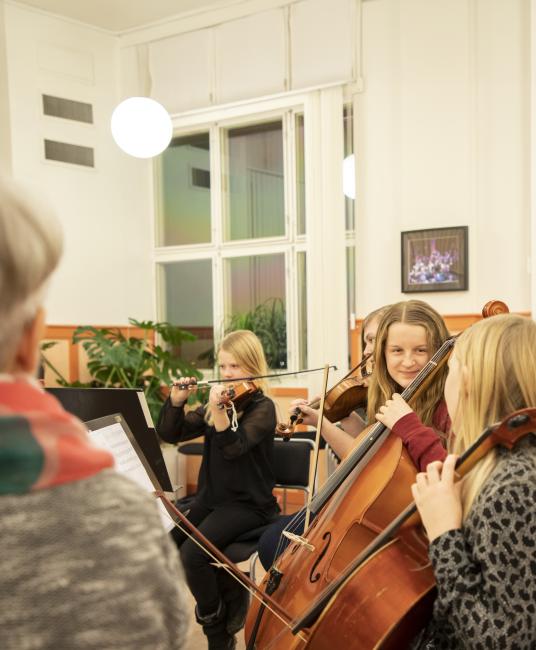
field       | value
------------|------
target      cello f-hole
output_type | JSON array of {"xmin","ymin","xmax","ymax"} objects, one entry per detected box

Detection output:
[{"xmin": 309, "ymin": 532, "xmax": 331, "ymax": 583}]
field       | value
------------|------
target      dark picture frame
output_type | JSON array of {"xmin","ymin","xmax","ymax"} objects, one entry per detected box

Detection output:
[{"xmin": 401, "ymin": 226, "xmax": 468, "ymax": 293}]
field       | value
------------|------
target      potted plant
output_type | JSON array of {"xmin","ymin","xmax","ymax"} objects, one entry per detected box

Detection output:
[
  {"xmin": 198, "ymin": 298, "xmax": 287, "ymax": 369},
  {"xmin": 41, "ymin": 318, "xmax": 202, "ymax": 425}
]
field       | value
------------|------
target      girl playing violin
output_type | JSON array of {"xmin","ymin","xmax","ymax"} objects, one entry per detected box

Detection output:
[
  {"xmin": 258, "ymin": 300, "xmax": 450, "ymax": 570},
  {"xmin": 412, "ymin": 314, "xmax": 536, "ymax": 649},
  {"xmin": 158, "ymin": 330, "xmax": 279, "ymax": 650}
]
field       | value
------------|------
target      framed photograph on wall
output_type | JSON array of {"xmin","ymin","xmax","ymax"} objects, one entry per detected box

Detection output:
[{"xmin": 401, "ymin": 226, "xmax": 468, "ymax": 293}]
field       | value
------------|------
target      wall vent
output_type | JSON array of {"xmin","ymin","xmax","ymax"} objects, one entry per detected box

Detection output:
[
  {"xmin": 42, "ymin": 94, "xmax": 93, "ymax": 124},
  {"xmin": 44, "ymin": 140, "xmax": 94, "ymax": 168},
  {"xmin": 192, "ymin": 167, "xmax": 210, "ymax": 189}
]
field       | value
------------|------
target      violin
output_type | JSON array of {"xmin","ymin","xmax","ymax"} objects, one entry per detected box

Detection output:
[
  {"xmin": 276, "ymin": 354, "xmax": 372, "ymax": 439},
  {"xmin": 216, "ymin": 380, "xmax": 259, "ymax": 411},
  {"xmin": 172, "ymin": 377, "xmax": 259, "ymax": 411}
]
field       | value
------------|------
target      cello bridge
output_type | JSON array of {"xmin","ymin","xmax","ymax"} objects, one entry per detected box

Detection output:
[{"xmin": 282, "ymin": 531, "xmax": 315, "ymax": 552}]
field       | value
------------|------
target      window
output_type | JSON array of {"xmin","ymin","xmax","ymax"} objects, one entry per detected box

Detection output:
[
  {"xmin": 154, "ymin": 88, "xmax": 350, "ymax": 379},
  {"xmin": 159, "ymin": 259, "xmax": 214, "ymax": 366},
  {"xmin": 225, "ymin": 121, "xmax": 285, "ymax": 241},
  {"xmin": 156, "ymin": 108, "xmax": 305, "ymax": 371},
  {"xmin": 156, "ymin": 133, "xmax": 211, "ymax": 246}
]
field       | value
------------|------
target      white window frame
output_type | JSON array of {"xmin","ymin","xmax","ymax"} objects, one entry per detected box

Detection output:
[{"xmin": 153, "ymin": 85, "xmax": 349, "ymax": 392}]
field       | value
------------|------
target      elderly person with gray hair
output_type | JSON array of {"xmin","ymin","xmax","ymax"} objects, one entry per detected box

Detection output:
[{"xmin": 0, "ymin": 178, "xmax": 189, "ymax": 650}]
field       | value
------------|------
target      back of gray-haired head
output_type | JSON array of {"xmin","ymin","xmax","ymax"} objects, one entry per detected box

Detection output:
[{"xmin": 0, "ymin": 178, "xmax": 63, "ymax": 369}]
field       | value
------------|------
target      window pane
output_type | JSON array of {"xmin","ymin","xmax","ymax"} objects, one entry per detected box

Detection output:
[
  {"xmin": 297, "ymin": 251, "xmax": 307, "ymax": 369},
  {"xmin": 296, "ymin": 114, "xmax": 306, "ymax": 235},
  {"xmin": 343, "ymin": 105, "xmax": 355, "ymax": 231},
  {"xmin": 161, "ymin": 259, "xmax": 214, "ymax": 367},
  {"xmin": 225, "ymin": 121, "xmax": 285, "ymax": 241},
  {"xmin": 157, "ymin": 132, "xmax": 211, "ymax": 246},
  {"xmin": 226, "ymin": 254, "xmax": 287, "ymax": 368}
]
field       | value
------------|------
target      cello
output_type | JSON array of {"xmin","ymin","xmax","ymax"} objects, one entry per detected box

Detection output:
[
  {"xmin": 287, "ymin": 406, "xmax": 536, "ymax": 649},
  {"xmin": 244, "ymin": 300, "xmax": 509, "ymax": 649}
]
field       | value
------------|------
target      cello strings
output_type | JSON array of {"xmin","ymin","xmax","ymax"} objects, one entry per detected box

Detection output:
[
  {"xmin": 271, "ymin": 365, "xmax": 332, "ymax": 565},
  {"xmin": 271, "ymin": 507, "xmax": 308, "ymax": 566}
]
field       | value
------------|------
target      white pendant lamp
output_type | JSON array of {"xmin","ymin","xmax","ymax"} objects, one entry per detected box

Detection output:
[{"xmin": 111, "ymin": 97, "xmax": 172, "ymax": 159}]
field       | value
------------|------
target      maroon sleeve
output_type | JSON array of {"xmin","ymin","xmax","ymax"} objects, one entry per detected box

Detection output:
[{"xmin": 391, "ymin": 409, "xmax": 447, "ymax": 471}]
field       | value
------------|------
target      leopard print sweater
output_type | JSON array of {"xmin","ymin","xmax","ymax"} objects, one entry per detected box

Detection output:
[{"xmin": 415, "ymin": 435, "xmax": 536, "ymax": 649}]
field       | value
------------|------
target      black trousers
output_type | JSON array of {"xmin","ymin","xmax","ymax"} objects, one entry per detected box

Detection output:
[{"xmin": 173, "ymin": 500, "xmax": 269, "ymax": 615}]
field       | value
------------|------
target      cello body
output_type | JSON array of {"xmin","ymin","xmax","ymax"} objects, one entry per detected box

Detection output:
[
  {"xmin": 245, "ymin": 432, "xmax": 433, "ymax": 649},
  {"xmin": 297, "ymin": 538, "xmax": 435, "ymax": 650}
]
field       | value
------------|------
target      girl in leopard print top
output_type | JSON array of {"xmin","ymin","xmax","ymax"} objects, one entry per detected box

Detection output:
[{"xmin": 412, "ymin": 314, "xmax": 536, "ymax": 650}]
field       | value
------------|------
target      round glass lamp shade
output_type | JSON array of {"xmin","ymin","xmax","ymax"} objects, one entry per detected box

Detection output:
[
  {"xmin": 111, "ymin": 97, "xmax": 172, "ymax": 158},
  {"xmin": 343, "ymin": 154, "xmax": 356, "ymax": 199}
]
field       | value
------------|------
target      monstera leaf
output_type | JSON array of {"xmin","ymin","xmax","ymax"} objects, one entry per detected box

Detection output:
[{"xmin": 42, "ymin": 318, "xmax": 202, "ymax": 424}]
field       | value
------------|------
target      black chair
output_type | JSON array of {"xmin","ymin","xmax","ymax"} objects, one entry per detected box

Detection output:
[{"xmin": 220, "ymin": 437, "xmax": 315, "ymax": 582}]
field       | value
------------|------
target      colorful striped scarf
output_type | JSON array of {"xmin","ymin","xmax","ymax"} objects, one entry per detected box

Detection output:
[{"xmin": 0, "ymin": 377, "xmax": 114, "ymax": 494}]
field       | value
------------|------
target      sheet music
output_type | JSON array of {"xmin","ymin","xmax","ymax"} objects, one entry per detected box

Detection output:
[{"xmin": 87, "ymin": 421, "xmax": 174, "ymax": 533}]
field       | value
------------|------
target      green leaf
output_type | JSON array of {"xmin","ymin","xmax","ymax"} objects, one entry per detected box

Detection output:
[{"xmin": 56, "ymin": 319, "xmax": 204, "ymax": 417}]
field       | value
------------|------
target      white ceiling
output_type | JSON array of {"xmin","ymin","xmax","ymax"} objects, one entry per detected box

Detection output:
[{"xmin": 14, "ymin": 0, "xmax": 238, "ymax": 32}]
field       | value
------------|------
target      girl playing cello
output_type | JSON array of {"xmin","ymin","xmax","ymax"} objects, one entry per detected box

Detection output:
[
  {"xmin": 373, "ymin": 299, "xmax": 450, "ymax": 471},
  {"xmin": 412, "ymin": 313, "xmax": 536, "ymax": 649},
  {"xmin": 258, "ymin": 300, "xmax": 450, "ymax": 570}
]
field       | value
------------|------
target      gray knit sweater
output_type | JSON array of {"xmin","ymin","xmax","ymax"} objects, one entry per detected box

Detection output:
[
  {"xmin": 415, "ymin": 436, "xmax": 536, "ymax": 649},
  {"xmin": 0, "ymin": 469, "xmax": 189, "ymax": 649}
]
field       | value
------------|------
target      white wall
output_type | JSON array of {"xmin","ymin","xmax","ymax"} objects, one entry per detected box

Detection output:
[
  {"xmin": 3, "ymin": 3, "xmax": 154, "ymax": 324},
  {"xmin": 356, "ymin": 0, "xmax": 531, "ymax": 315},
  {"xmin": 1, "ymin": 0, "xmax": 531, "ymax": 328},
  {"xmin": 124, "ymin": 0, "xmax": 532, "ymax": 317}
]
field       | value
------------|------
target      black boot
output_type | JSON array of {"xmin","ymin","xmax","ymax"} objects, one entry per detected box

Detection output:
[
  {"xmin": 196, "ymin": 601, "xmax": 237, "ymax": 650},
  {"xmin": 217, "ymin": 570, "xmax": 250, "ymax": 635}
]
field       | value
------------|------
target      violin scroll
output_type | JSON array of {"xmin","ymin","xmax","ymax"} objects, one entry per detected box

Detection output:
[
  {"xmin": 491, "ymin": 407, "xmax": 536, "ymax": 449},
  {"xmin": 276, "ymin": 409, "xmax": 303, "ymax": 440}
]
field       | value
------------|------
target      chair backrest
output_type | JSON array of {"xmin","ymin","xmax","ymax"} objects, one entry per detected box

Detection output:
[{"xmin": 273, "ymin": 438, "xmax": 314, "ymax": 490}]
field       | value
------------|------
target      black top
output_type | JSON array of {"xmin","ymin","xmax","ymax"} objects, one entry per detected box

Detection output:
[{"xmin": 157, "ymin": 391, "xmax": 279, "ymax": 514}]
